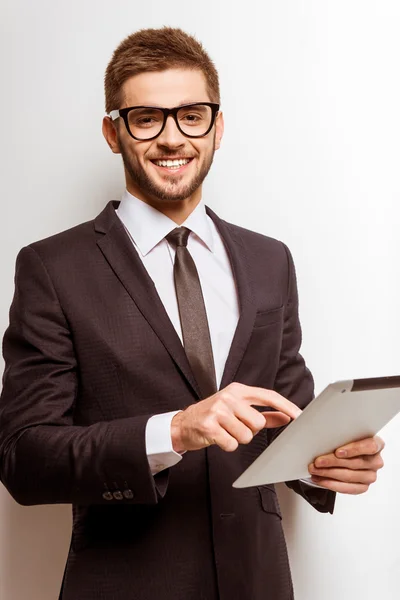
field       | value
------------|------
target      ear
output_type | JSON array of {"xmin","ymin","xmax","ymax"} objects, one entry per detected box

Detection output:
[
  {"xmin": 102, "ymin": 116, "xmax": 121, "ymax": 154},
  {"xmin": 214, "ymin": 111, "xmax": 224, "ymax": 151}
]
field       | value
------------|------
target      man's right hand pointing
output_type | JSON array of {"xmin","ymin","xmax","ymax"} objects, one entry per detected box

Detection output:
[{"xmin": 171, "ymin": 382, "xmax": 302, "ymax": 454}]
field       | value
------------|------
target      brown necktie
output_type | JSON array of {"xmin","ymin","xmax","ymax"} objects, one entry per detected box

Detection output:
[{"xmin": 166, "ymin": 227, "xmax": 217, "ymax": 399}]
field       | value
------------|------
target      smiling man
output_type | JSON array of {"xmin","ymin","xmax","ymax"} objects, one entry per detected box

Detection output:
[{"xmin": 0, "ymin": 27, "xmax": 384, "ymax": 600}]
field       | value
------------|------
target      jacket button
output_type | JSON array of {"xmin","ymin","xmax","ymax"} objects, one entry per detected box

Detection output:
[
  {"xmin": 113, "ymin": 491, "xmax": 123, "ymax": 500},
  {"xmin": 123, "ymin": 489, "xmax": 134, "ymax": 499},
  {"xmin": 102, "ymin": 491, "xmax": 113, "ymax": 501}
]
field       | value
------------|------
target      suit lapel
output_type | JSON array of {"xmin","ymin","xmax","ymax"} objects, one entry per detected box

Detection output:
[
  {"xmin": 205, "ymin": 207, "xmax": 258, "ymax": 389},
  {"xmin": 94, "ymin": 201, "xmax": 201, "ymax": 399},
  {"xmin": 94, "ymin": 201, "xmax": 257, "ymax": 398}
]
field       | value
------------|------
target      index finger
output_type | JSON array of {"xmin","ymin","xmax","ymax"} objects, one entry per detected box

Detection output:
[{"xmin": 240, "ymin": 385, "xmax": 302, "ymax": 421}]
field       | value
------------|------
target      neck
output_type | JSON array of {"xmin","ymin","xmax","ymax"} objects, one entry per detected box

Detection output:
[{"xmin": 125, "ymin": 184, "xmax": 202, "ymax": 225}]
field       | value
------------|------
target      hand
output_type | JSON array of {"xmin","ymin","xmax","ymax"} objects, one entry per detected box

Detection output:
[
  {"xmin": 171, "ymin": 382, "xmax": 302, "ymax": 453},
  {"xmin": 308, "ymin": 436, "xmax": 385, "ymax": 494}
]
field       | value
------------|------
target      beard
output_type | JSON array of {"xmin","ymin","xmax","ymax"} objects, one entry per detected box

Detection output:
[{"xmin": 119, "ymin": 135, "xmax": 216, "ymax": 203}]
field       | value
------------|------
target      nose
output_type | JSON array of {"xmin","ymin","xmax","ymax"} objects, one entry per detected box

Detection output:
[{"xmin": 156, "ymin": 114, "xmax": 185, "ymax": 148}]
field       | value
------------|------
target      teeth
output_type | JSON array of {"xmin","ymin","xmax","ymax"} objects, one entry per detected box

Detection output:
[{"xmin": 154, "ymin": 158, "xmax": 191, "ymax": 168}]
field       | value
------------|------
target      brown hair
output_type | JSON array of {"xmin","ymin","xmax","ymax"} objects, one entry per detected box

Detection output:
[{"xmin": 104, "ymin": 27, "xmax": 220, "ymax": 113}]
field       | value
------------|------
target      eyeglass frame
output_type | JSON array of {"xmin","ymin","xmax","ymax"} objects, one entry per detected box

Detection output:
[{"xmin": 108, "ymin": 102, "xmax": 220, "ymax": 141}]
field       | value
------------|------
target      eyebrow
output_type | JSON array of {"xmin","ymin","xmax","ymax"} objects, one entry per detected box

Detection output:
[{"xmin": 133, "ymin": 100, "xmax": 207, "ymax": 108}]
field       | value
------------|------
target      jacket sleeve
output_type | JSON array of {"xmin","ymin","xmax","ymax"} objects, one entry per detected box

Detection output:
[
  {"xmin": 0, "ymin": 245, "xmax": 169, "ymax": 507},
  {"xmin": 270, "ymin": 243, "xmax": 336, "ymax": 514}
]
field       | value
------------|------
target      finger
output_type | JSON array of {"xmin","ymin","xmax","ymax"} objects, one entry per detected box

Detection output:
[
  {"xmin": 218, "ymin": 412, "xmax": 255, "ymax": 445},
  {"xmin": 308, "ymin": 467, "xmax": 378, "ymax": 486},
  {"xmin": 233, "ymin": 383, "xmax": 302, "ymax": 420},
  {"xmin": 313, "ymin": 454, "xmax": 384, "ymax": 471},
  {"xmin": 309, "ymin": 477, "xmax": 369, "ymax": 495},
  {"xmin": 232, "ymin": 403, "xmax": 291, "ymax": 432},
  {"xmin": 231, "ymin": 404, "xmax": 269, "ymax": 433},
  {"xmin": 211, "ymin": 428, "xmax": 239, "ymax": 452},
  {"xmin": 260, "ymin": 411, "xmax": 291, "ymax": 428},
  {"xmin": 335, "ymin": 435, "xmax": 385, "ymax": 458}
]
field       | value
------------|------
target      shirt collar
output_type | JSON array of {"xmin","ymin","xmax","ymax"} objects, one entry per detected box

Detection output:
[{"xmin": 116, "ymin": 190, "xmax": 214, "ymax": 256}]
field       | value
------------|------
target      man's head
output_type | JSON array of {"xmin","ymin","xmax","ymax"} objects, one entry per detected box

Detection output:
[{"xmin": 102, "ymin": 27, "xmax": 224, "ymax": 217}]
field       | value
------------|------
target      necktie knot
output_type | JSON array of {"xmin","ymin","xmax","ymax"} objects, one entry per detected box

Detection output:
[{"xmin": 166, "ymin": 227, "xmax": 191, "ymax": 248}]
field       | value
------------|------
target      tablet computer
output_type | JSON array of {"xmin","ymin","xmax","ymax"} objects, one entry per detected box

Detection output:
[{"xmin": 233, "ymin": 375, "xmax": 400, "ymax": 488}]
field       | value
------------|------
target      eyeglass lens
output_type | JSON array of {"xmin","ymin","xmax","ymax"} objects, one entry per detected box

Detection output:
[{"xmin": 127, "ymin": 104, "xmax": 213, "ymax": 139}]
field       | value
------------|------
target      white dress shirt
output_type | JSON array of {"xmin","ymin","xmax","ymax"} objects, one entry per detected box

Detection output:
[{"xmin": 115, "ymin": 190, "xmax": 240, "ymax": 474}]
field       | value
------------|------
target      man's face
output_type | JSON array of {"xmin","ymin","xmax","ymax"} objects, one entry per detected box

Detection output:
[{"xmin": 104, "ymin": 68, "xmax": 223, "ymax": 208}]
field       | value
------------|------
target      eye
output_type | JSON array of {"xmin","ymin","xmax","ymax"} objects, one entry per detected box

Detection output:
[
  {"xmin": 128, "ymin": 109, "xmax": 163, "ymax": 128},
  {"xmin": 136, "ymin": 116, "xmax": 157, "ymax": 127},
  {"xmin": 179, "ymin": 112, "xmax": 205, "ymax": 126},
  {"xmin": 183, "ymin": 114, "xmax": 200, "ymax": 122}
]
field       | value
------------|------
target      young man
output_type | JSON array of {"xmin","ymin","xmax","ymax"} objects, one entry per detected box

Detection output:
[{"xmin": 0, "ymin": 27, "xmax": 384, "ymax": 600}]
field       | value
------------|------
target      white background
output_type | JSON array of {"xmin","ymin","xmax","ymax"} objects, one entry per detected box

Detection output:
[{"xmin": 1, "ymin": 1, "xmax": 399, "ymax": 599}]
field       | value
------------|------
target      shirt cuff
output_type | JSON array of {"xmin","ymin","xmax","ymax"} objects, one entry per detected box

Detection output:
[{"xmin": 145, "ymin": 410, "xmax": 185, "ymax": 476}]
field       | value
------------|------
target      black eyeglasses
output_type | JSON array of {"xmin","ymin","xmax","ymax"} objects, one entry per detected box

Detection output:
[{"xmin": 108, "ymin": 102, "xmax": 220, "ymax": 141}]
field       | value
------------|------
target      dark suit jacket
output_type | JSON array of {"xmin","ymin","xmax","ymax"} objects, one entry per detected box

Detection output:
[{"xmin": 0, "ymin": 201, "xmax": 335, "ymax": 600}]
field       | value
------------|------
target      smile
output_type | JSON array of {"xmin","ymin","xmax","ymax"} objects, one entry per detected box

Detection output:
[{"xmin": 150, "ymin": 157, "xmax": 194, "ymax": 172}]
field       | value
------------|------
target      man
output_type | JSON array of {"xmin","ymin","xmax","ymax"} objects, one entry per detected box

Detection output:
[{"xmin": 0, "ymin": 27, "xmax": 384, "ymax": 600}]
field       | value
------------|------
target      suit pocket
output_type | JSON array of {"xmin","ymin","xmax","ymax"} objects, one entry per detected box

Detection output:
[
  {"xmin": 257, "ymin": 485, "xmax": 282, "ymax": 519},
  {"xmin": 234, "ymin": 306, "xmax": 284, "ymax": 388},
  {"xmin": 253, "ymin": 306, "xmax": 284, "ymax": 328}
]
